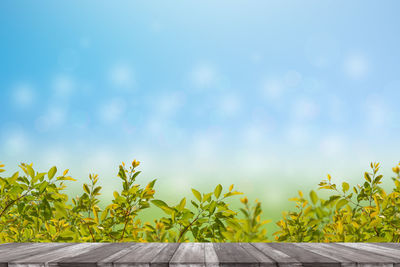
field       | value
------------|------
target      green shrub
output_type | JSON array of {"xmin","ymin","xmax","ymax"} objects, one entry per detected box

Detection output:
[
  {"xmin": 0, "ymin": 160, "xmax": 268, "ymax": 242},
  {"xmin": 2, "ymin": 160, "xmax": 400, "ymax": 242},
  {"xmin": 274, "ymin": 162, "xmax": 400, "ymax": 242}
]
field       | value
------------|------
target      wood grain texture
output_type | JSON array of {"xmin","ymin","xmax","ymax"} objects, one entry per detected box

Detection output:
[
  {"xmin": 169, "ymin": 243, "xmax": 205, "ymax": 267},
  {"xmin": 151, "ymin": 242, "xmax": 180, "ymax": 267},
  {"xmin": 9, "ymin": 243, "xmax": 104, "ymax": 267},
  {"xmin": 238, "ymin": 243, "xmax": 275, "ymax": 267},
  {"xmin": 9, "ymin": 243, "xmax": 81, "ymax": 267},
  {"xmin": 57, "ymin": 243, "xmax": 128, "ymax": 267},
  {"xmin": 326, "ymin": 243, "xmax": 398, "ymax": 267},
  {"xmin": 251, "ymin": 242, "xmax": 301, "ymax": 266},
  {"xmin": 335, "ymin": 243, "xmax": 400, "ymax": 266},
  {"xmin": 0, "ymin": 243, "xmax": 30, "ymax": 254},
  {"xmin": 375, "ymin": 243, "xmax": 400, "ymax": 249},
  {"xmin": 115, "ymin": 242, "xmax": 168, "ymax": 267},
  {"xmin": 1, "ymin": 242, "xmax": 400, "ymax": 266},
  {"xmin": 0, "ymin": 243, "xmax": 71, "ymax": 267},
  {"xmin": 267, "ymin": 243, "xmax": 340, "ymax": 267},
  {"xmin": 296, "ymin": 243, "xmax": 357, "ymax": 267},
  {"xmin": 204, "ymin": 243, "xmax": 219, "ymax": 267},
  {"xmin": 213, "ymin": 243, "xmax": 258, "ymax": 267},
  {"xmin": 97, "ymin": 243, "xmax": 138, "ymax": 267}
]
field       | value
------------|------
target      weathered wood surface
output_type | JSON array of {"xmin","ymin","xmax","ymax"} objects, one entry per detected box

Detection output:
[{"xmin": 1, "ymin": 243, "xmax": 400, "ymax": 266}]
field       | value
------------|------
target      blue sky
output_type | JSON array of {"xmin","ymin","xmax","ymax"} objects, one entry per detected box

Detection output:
[{"xmin": 1, "ymin": 1, "xmax": 400, "ymax": 210}]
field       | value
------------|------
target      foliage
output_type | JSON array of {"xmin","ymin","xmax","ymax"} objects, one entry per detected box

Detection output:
[
  {"xmin": 274, "ymin": 162, "xmax": 400, "ymax": 242},
  {"xmin": 149, "ymin": 184, "xmax": 244, "ymax": 242},
  {"xmin": 0, "ymin": 160, "xmax": 268, "ymax": 242},
  {"xmin": 222, "ymin": 197, "xmax": 271, "ymax": 242},
  {"xmin": 3, "ymin": 159, "xmax": 400, "ymax": 243}
]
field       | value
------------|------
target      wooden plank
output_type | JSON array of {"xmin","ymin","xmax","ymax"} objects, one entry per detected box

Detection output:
[
  {"xmin": 337, "ymin": 243, "xmax": 400, "ymax": 262},
  {"xmin": 56, "ymin": 243, "xmax": 131, "ymax": 267},
  {"xmin": 0, "ymin": 242, "xmax": 30, "ymax": 253},
  {"xmin": 325, "ymin": 243, "xmax": 397, "ymax": 266},
  {"xmin": 169, "ymin": 243, "xmax": 205, "ymax": 267},
  {"xmin": 267, "ymin": 243, "xmax": 340, "ymax": 267},
  {"xmin": 8, "ymin": 243, "xmax": 84, "ymax": 267},
  {"xmin": 150, "ymin": 243, "xmax": 180, "ymax": 267},
  {"xmin": 114, "ymin": 243, "xmax": 168, "ymax": 267},
  {"xmin": 239, "ymin": 243, "xmax": 276, "ymax": 267},
  {"xmin": 3, "ymin": 242, "xmax": 400, "ymax": 267},
  {"xmin": 373, "ymin": 243, "xmax": 400, "ymax": 249},
  {"xmin": 0, "ymin": 242, "xmax": 48, "ymax": 256},
  {"xmin": 0, "ymin": 243, "xmax": 71, "ymax": 267},
  {"xmin": 10, "ymin": 242, "xmax": 105, "ymax": 267},
  {"xmin": 97, "ymin": 243, "xmax": 138, "ymax": 267},
  {"xmin": 295, "ymin": 243, "xmax": 356, "ymax": 267},
  {"xmin": 204, "ymin": 243, "xmax": 219, "ymax": 267},
  {"xmin": 213, "ymin": 243, "xmax": 258, "ymax": 267},
  {"xmin": 251, "ymin": 243, "xmax": 301, "ymax": 266},
  {"xmin": 340, "ymin": 242, "xmax": 400, "ymax": 258}
]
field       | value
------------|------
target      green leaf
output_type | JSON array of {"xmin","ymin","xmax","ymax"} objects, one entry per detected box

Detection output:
[
  {"xmin": 223, "ymin": 191, "xmax": 243, "ymax": 198},
  {"xmin": 118, "ymin": 165, "xmax": 127, "ymax": 180},
  {"xmin": 192, "ymin": 188, "xmax": 202, "ymax": 202},
  {"xmin": 38, "ymin": 181, "xmax": 48, "ymax": 194},
  {"xmin": 342, "ymin": 182, "xmax": 349, "ymax": 193},
  {"xmin": 335, "ymin": 199, "xmax": 348, "ymax": 211},
  {"xmin": 209, "ymin": 201, "xmax": 217, "ymax": 214},
  {"xmin": 178, "ymin": 198, "xmax": 186, "ymax": 211},
  {"xmin": 214, "ymin": 184, "xmax": 222, "ymax": 199},
  {"xmin": 148, "ymin": 179, "xmax": 156, "ymax": 189},
  {"xmin": 374, "ymin": 175, "xmax": 383, "ymax": 184},
  {"xmin": 191, "ymin": 200, "xmax": 199, "ymax": 208},
  {"xmin": 54, "ymin": 202, "xmax": 68, "ymax": 217},
  {"xmin": 32, "ymin": 172, "xmax": 46, "ymax": 184},
  {"xmin": 203, "ymin": 192, "xmax": 212, "ymax": 203},
  {"xmin": 26, "ymin": 164, "xmax": 35, "ymax": 178},
  {"xmin": 309, "ymin": 190, "xmax": 318, "ymax": 205},
  {"xmin": 161, "ymin": 206, "xmax": 175, "ymax": 215},
  {"xmin": 367, "ymin": 236, "xmax": 387, "ymax": 242},
  {"xmin": 57, "ymin": 176, "xmax": 77, "ymax": 181},
  {"xmin": 364, "ymin": 172, "xmax": 371, "ymax": 183},
  {"xmin": 83, "ymin": 184, "xmax": 90, "ymax": 194},
  {"xmin": 131, "ymin": 171, "xmax": 141, "ymax": 181},
  {"xmin": 10, "ymin": 172, "xmax": 19, "ymax": 183},
  {"xmin": 48, "ymin": 166, "xmax": 57, "ymax": 180},
  {"xmin": 100, "ymin": 208, "xmax": 108, "ymax": 221},
  {"xmin": 93, "ymin": 186, "xmax": 102, "ymax": 195},
  {"xmin": 151, "ymin": 199, "xmax": 169, "ymax": 209}
]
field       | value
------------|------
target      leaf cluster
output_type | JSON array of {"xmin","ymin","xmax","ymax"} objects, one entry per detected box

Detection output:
[
  {"xmin": 0, "ymin": 160, "xmax": 269, "ymax": 242},
  {"xmin": 274, "ymin": 162, "xmax": 400, "ymax": 242}
]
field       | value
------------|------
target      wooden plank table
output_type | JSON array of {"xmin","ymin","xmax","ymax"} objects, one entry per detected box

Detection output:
[{"xmin": 1, "ymin": 242, "xmax": 400, "ymax": 266}]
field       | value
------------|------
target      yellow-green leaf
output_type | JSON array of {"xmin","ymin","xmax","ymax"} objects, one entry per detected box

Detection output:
[
  {"xmin": 336, "ymin": 199, "xmax": 348, "ymax": 211},
  {"xmin": 83, "ymin": 184, "xmax": 90, "ymax": 194},
  {"xmin": 93, "ymin": 207, "xmax": 99, "ymax": 224},
  {"xmin": 192, "ymin": 188, "xmax": 202, "ymax": 202},
  {"xmin": 26, "ymin": 164, "xmax": 35, "ymax": 178},
  {"xmin": 342, "ymin": 182, "xmax": 349, "ymax": 193},
  {"xmin": 178, "ymin": 197, "xmax": 186, "ymax": 211},
  {"xmin": 309, "ymin": 190, "xmax": 318, "ymax": 205},
  {"xmin": 48, "ymin": 166, "xmax": 57, "ymax": 180},
  {"xmin": 152, "ymin": 199, "xmax": 169, "ymax": 209},
  {"xmin": 364, "ymin": 172, "xmax": 371, "ymax": 183},
  {"xmin": 214, "ymin": 184, "xmax": 222, "ymax": 199},
  {"xmin": 100, "ymin": 208, "xmax": 109, "ymax": 221},
  {"xmin": 59, "ymin": 176, "xmax": 77, "ymax": 181}
]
